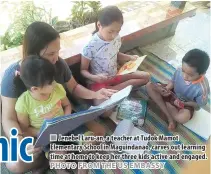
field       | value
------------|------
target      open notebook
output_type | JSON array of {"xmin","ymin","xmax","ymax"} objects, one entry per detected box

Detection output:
[
  {"xmin": 117, "ymin": 55, "xmax": 146, "ymax": 75},
  {"xmin": 34, "ymin": 85, "xmax": 132, "ymax": 147},
  {"xmin": 112, "ymin": 119, "xmax": 149, "ymax": 154},
  {"xmin": 183, "ymin": 109, "xmax": 211, "ymax": 140}
]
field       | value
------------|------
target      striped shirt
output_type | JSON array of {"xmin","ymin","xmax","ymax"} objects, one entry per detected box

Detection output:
[{"xmin": 173, "ymin": 68, "xmax": 210, "ymax": 107}]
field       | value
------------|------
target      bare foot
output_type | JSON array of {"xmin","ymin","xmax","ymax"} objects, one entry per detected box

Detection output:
[{"xmin": 168, "ymin": 122, "xmax": 176, "ymax": 131}]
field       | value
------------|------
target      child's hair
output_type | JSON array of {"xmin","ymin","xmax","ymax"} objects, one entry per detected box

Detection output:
[
  {"xmin": 182, "ymin": 49, "xmax": 210, "ymax": 74},
  {"xmin": 14, "ymin": 55, "xmax": 56, "ymax": 90},
  {"xmin": 93, "ymin": 6, "xmax": 123, "ymax": 34}
]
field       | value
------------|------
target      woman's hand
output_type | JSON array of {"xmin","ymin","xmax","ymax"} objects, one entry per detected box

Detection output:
[
  {"xmin": 18, "ymin": 135, "xmax": 42, "ymax": 160},
  {"xmin": 26, "ymin": 144, "xmax": 43, "ymax": 160},
  {"xmin": 94, "ymin": 88, "xmax": 117, "ymax": 99},
  {"xmin": 93, "ymin": 74, "xmax": 108, "ymax": 83}
]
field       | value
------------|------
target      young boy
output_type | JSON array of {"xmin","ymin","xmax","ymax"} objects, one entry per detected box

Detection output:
[{"xmin": 146, "ymin": 49, "xmax": 210, "ymax": 130}]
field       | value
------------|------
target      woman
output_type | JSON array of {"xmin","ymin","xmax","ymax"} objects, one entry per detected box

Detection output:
[{"xmin": 1, "ymin": 21, "xmax": 116, "ymax": 173}]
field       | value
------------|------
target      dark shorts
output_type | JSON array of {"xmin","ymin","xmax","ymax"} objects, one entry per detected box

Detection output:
[
  {"xmin": 158, "ymin": 83, "xmax": 194, "ymax": 119},
  {"xmin": 89, "ymin": 75, "xmax": 122, "ymax": 91}
]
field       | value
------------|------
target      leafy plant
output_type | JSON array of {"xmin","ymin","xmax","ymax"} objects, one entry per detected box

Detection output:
[
  {"xmin": 1, "ymin": 1, "xmax": 57, "ymax": 50},
  {"xmin": 86, "ymin": 1, "xmax": 102, "ymax": 23},
  {"xmin": 70, "ymin": 1, "xmax": 101, "ymax": 28},
  {"xmin": 1, "ymin": 1, "xmax": 101, "ymax": 50},
  {"xmin": 71, "ymin": 1, "xmax": 88, "ymax": 26},
  {"xmin": 87, "ymin": 1, "xmax": 101, "ymax": 16}
]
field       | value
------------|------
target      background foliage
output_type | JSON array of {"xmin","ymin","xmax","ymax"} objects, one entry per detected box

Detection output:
[{"xmin": 1, "ymin": 1, "xmax": 101, "ymax": 51}]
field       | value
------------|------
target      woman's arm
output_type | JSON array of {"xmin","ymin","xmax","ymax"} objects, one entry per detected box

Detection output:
[
  {"xmin": 66, "ymin": 76, "xmax": 116, "ymax": 100},
  {"xmin": 61, "ymin": 97, "xmax": 72, "ymax": 115},
  {"xmin": 1, "ymin": 97, "xmax": 39, "ymax": 138},
  {"xmin": 1, "ymin": 96, "xmax": 24, "ymax": 139},
  {"xmin": 2, "ymin": 96, "xmax": 42, "ymax": 164}
]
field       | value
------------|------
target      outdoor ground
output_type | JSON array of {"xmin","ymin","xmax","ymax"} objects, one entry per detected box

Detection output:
[{"xmin": 143, "ymin": 2, "xmax": 210, "ymax": 83}]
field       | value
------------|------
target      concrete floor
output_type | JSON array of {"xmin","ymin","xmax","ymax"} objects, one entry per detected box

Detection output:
[{"xmin": 143, "ymin": 7, "xmax": 210, "ymax": 83}]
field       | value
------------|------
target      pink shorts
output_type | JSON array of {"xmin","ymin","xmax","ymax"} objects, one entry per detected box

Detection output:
[{"xmin": 89, "ymin": 76, "xmax": 122, "ymax": 91}]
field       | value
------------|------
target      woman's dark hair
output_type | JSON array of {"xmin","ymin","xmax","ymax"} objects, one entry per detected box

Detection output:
[
  {"xmin": 93, "ymin": 6, "xmax": 123, "ymax": 34},
  {"xmin": 14, "ymin": 55, "xmax": 56, "ymax": 90},
  {"xmin": 22, "ymin": 21, "xmax": 60, "ymax": 59},
  {"xmin": 182, "ymin": 49, "xmax": 210, "ymax": 74}
]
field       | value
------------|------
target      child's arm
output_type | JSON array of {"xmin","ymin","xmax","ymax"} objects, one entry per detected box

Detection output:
[
  {"xmin": 61, "ymin": 96, "xmax": 72, "ymax": 115},
  {"xmin": 24, "ymin": 127, "xmax": 40, "ymax": 137},
  {"xmin": 16, "ymin": 112, "xmax": 29, "ymax": 131},
  {"xmin": 187, "ymin": 90, "xmax": 209, "ymax": 110},
  {"xmin": 117, "ymin": 52, "xmax": 138, "ymax": 65},
  {"xmin": 158, "ymin": 74, "xmax": 175, "ymax": 96},
  {"xmin": 165, "ymin": 81, "xmax": 174, "ymax": 91},
  {"xmin": 81, "ymin": 56, "xmax": 107, "ymax": 83},
  {"xmin": 17, "ymin": 112, "xmax": 39, "ymax": 137},
  {"xmin": 154, "ymin": 81, "xmax": 174, "ymax": 97}
]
